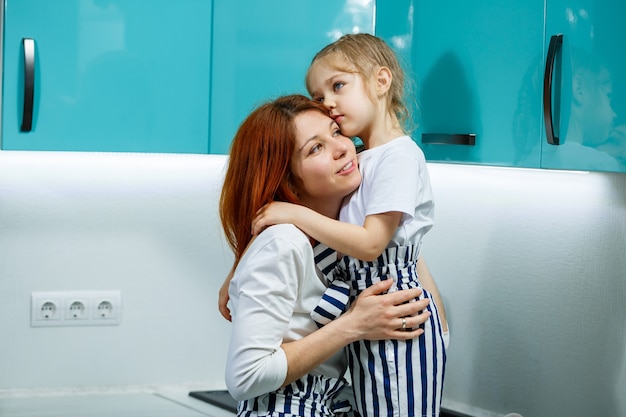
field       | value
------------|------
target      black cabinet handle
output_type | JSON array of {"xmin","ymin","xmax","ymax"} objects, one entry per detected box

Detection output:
[
  {"xmin": 543, "ymin": 34, "xmax": 563, "ymax": 145},
  {"xmin": 20, "ymin": 38, "xmax": 35, "ymax": 132},
  {"xmin": 421, "ymin": 133, "xmax": 476, "ymax": 145}
]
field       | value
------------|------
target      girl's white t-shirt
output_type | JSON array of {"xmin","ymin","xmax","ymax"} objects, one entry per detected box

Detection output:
[{"xmin": 340, "ymin": 135, "xmax": 434, "ymax": 248}]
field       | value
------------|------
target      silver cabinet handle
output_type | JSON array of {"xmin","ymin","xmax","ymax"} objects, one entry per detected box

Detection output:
[
  {"xmin": 20, "ymin": 38, "xmax": 35, "ymax": 132},
  {"xmin": 421, "ymin": 133, "xmax": 476, "ymax": 145}
]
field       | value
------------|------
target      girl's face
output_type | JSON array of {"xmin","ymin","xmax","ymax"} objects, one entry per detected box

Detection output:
[
  {"xmin": 307, "ymin": 59, "xmax": 377, "ymax": 139},
  {"xmin": 290, "ymin": 110, "xmax": 361, "ymax": 217}
]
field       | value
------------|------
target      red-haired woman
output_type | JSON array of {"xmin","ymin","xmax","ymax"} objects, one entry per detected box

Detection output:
[{"xmin": 219, "ymin": 95, "xmax": 431, "ymax": 416}]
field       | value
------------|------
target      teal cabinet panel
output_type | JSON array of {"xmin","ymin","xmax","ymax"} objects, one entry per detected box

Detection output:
[
  {"xmin": 378, "ymin": 0, "xmax": 545, "ymax": 168},
  {"xmin": 209, "ymin": 0, "xmax": 374, "ymax": 154},
  {"xmin": 2, "ymin": 0, "xmax": 212, "ymax": 153},
  {"xmin": 540, "ymin": 0, "xmax": 626, "ymax": 171},
  {"xmin": 378, "ymin": 0, "xmax": 626, "ymax": 172}
]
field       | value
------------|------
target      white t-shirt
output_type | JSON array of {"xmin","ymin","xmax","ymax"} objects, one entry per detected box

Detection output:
[
  {"xmin": 225, "ymin": 223, "xmax": 347, "ymax": 401},
  {"xmin": 340, "ymin": 135, "xmax": 434, "ymax": 248}
]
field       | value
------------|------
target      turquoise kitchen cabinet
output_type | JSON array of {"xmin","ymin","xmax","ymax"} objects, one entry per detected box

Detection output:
[
  {"xmin": 377, "ymin": 0, "xmax": 626, "ymax": 172},
  {"xmin": 539, "ymin": 0, "xmax": 626, "ymax": 171},
  {"xmin": 2, "ymin": 0, "xmax": 212, "ymax": 153},
  {"xmin": 377, "ymin": 0, "xmax": 544, "ymax": 167},
  {"xmin": 209, "ymin": 0, "xmax": 375, "ymax": 154}
]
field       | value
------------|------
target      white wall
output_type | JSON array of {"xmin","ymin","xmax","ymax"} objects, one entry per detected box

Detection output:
[
  {"xmin": 0, "ymin": 151, "xmax": 624, "ymax": 417},
  {"xmin": 423, "ymin": 163, "xmax": 626, "ymax": 417},
  {"xmin": 0, "ymin": 151, "xmax": 233, "ymax": 392}
]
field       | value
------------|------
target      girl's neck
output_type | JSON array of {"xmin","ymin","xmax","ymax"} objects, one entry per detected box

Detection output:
[{"xmin": 360, "ymin": 116, "xmax": 405, "ymax": 149}]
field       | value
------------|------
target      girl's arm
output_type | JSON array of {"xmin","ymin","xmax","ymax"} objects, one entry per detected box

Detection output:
[
  {"xmin": 252, "ymin": 202, "xmax": 400, "ymax": 261},
  {"xmin": 280, "ymin": 279, "xmax": 429, "ymax": 386},
  {"xmin": 416, "ymin": 256, "xmax": 448, "ymax": 333}
]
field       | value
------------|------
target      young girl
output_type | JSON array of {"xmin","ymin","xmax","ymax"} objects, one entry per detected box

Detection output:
[{"xmin": 252, "ymin": 34, "xmax": 448, "ymax": 417}]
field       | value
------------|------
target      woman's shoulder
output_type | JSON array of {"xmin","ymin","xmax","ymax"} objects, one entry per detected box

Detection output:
[{"xmin": 247, "ymin": 224, "xmax": 311, "ymax": 256}]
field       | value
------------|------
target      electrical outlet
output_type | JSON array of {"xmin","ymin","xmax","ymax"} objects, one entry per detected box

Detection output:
[
  {"xmin": 66, "ymin": 298, "xmax": 88, "ymax": 321},
  {"xmin": 92, "ymin": 291, "xmax": 121, "ymax": 323},
  {"xmin": 31, "ymin": 290, "xmax": 122, "ymax": 327},
  {"xmin": 31, "ymin": 293, "xmax": 63, "ymax": 323}
]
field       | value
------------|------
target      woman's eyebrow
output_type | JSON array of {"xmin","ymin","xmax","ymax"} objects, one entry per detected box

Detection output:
[
  {"xmin": 298, "ymin": 120, "xmax": 335, "ymax": 153},
  {"xmin": 298, "ymin": 135, "xmax": 318, "ymax": 153}
]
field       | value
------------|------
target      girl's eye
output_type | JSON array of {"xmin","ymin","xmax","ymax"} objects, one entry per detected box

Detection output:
[{"xmin": 333, "ymin": 82, "xmax": 344, "ymax": 92}]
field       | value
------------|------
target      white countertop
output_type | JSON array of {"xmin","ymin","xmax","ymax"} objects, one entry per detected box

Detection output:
[{"xmin": 0, "ymin": 390, "xmax": 236, "ymax": 417}]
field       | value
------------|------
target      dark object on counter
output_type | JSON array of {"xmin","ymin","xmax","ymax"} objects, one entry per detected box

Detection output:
[
  {"xmin": 189, "ymin": 390, "xmax": 237, "ymax": 413},
  {"xmin": 189, "ymin": 389, "xmax": 472, "ymax": 417}
]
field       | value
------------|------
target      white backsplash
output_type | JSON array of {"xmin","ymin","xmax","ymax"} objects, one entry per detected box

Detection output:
[{"xmin": 0, "ymin": 151, "xmax": 624, "ymax": 417}]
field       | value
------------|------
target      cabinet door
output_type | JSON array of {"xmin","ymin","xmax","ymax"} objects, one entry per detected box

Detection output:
[
  {"xmin": 541, "ymin": 0, "xmax": 626, "ymax": 172},
  {"xmin": 209, "ymin": 0, "xmax": 374, "ymax": 154},
  {"xmin": 407, "ymin": 0, "xmax": 546, "ymax": 167},
  {"xmin": 2, "ymin": 0, "xmax": 212, "ymax": 153}
]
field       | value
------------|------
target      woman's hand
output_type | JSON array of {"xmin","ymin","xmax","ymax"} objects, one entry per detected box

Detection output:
[
  {"xmin": 339, "ymin": 279, "xmax": 430, "ymax": 341},
  {"xmin": 280, "ymin": 279, "xmax": 431, "ymax": 387}
]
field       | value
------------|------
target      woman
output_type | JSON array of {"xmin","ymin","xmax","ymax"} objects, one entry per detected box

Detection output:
[{"xmin": 219, "ymin": 95, "xmax": 431, "ymax": 416}]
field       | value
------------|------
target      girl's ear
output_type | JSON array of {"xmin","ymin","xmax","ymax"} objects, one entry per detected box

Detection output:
[
  {"xmin": 572, "ymin": 74, "xmax": 585, "ymax": 106},
  {"xmin": 376, "ymin": 66, "xmax": 392, "ymax": 96}
]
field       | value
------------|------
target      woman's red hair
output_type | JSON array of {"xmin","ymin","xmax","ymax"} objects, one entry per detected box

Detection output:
[{"xmin": 219, "ymin": 94, "xmax": 329, "ymax": 263}]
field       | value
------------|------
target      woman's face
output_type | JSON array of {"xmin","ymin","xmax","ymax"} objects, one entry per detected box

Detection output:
[{"xmin": 290, "ymin": 110, "xmax": 361, "ymax": 217}]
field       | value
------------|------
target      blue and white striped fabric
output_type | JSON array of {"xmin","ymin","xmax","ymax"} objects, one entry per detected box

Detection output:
[
  {"xmin": 236, "ymin": 373, "xmax": 357, "ymax": 417},
  {"xmin": 310, "ymin": 243, "xmax": 352, "ymax": 327},
  {"xmin": 312, "ymin": 244, "xmax": 446, "ymax": 417}
]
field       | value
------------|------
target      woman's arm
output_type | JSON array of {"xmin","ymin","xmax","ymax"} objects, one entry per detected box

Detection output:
[
  {"xmin": 252, "ymin": 202, "xmax": 400, "ymax": 261},
  {"xmin": 280, "ymin": 279, "xmax": 430, "ymax": 386},
  {"xmin": 226, "ymin": 225, "xmax": 430, "ymax": 400}
]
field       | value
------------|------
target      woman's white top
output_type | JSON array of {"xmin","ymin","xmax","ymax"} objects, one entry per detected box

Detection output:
[
  {"xmin": 340, "ymin": 135, "xmax": 434, "ymax": 247},
  {"xmin": 225, "ymin": 223, "xmax": 347, "ymax": 401}
]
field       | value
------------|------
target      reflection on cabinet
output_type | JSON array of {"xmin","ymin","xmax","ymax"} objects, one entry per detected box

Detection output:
[
  {"xmin": 540, "ymin": 0, "xmax": 626, "ymax": 171},
  {"xmin": 377, "ymin": 0, "xmax": 626, "ymax": 172},
  {"xmin": 1, "ymin": 0, "xmax": 213, "ymax": 153},
  {"xmin": 208, "ymin": 0, "xmax": 374, "ymax": 154},
  {"xmin": 2, "ymin": 0, "xmax": 375, "ymax": 155}
]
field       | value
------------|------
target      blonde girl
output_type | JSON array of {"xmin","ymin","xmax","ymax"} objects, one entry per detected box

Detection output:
[{"xmin": 252, "ymin": 34, "xmax": 448, "ymax": 417}]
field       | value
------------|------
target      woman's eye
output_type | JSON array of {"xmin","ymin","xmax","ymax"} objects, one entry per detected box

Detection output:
[
  {"xmin": 309, "ymin": 143, "xmax": 322, "ymax": 154},
  {"xmin": 314, "ymin": 96, "xmax": 324, "ymax": 103}
]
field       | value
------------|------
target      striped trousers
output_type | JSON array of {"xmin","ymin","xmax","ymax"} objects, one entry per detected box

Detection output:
[
  {"xmin": 237, "ymin": 374, "xmax": 357, "ymax": 417},
  {"xmin": 313, "ymin": 244, "xmax": 447, "ymax": 417}
]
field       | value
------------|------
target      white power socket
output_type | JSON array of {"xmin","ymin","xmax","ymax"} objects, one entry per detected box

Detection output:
[{"xmin": 31, "ymin": 290, "xmax": 122, "ymax": 327}]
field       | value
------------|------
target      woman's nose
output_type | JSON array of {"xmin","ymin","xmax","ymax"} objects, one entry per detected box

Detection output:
[{"xmin": 333, "ymin": 140, "xmax": 348, "ymax": 158}]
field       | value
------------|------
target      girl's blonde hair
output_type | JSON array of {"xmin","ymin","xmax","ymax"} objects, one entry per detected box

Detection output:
[{"xmin": 305, "ymin": 33, "xmax": 416, "ymax": 133}]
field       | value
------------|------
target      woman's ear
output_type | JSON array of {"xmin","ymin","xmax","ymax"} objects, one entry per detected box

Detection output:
[{"xmin": 376, "ymin": 66, "xmax": 392, "ymax": 96}]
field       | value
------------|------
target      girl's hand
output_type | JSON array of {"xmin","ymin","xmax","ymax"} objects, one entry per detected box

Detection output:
[
  {"xmin": 252, "ymin": 202, "xmax": 300, "ymax": 235},
  {"xmin": 218, "ymin": 269, "xmax": 234, "ymax": 321},
  {"xmin": 341, "ymin": 279, "xmax": 431, "ymax": 341}
]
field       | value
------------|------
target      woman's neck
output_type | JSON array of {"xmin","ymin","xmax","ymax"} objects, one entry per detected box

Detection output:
[{"xmin": 302, "ymin": 197, "xmax": 343, "ymax": 220}]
